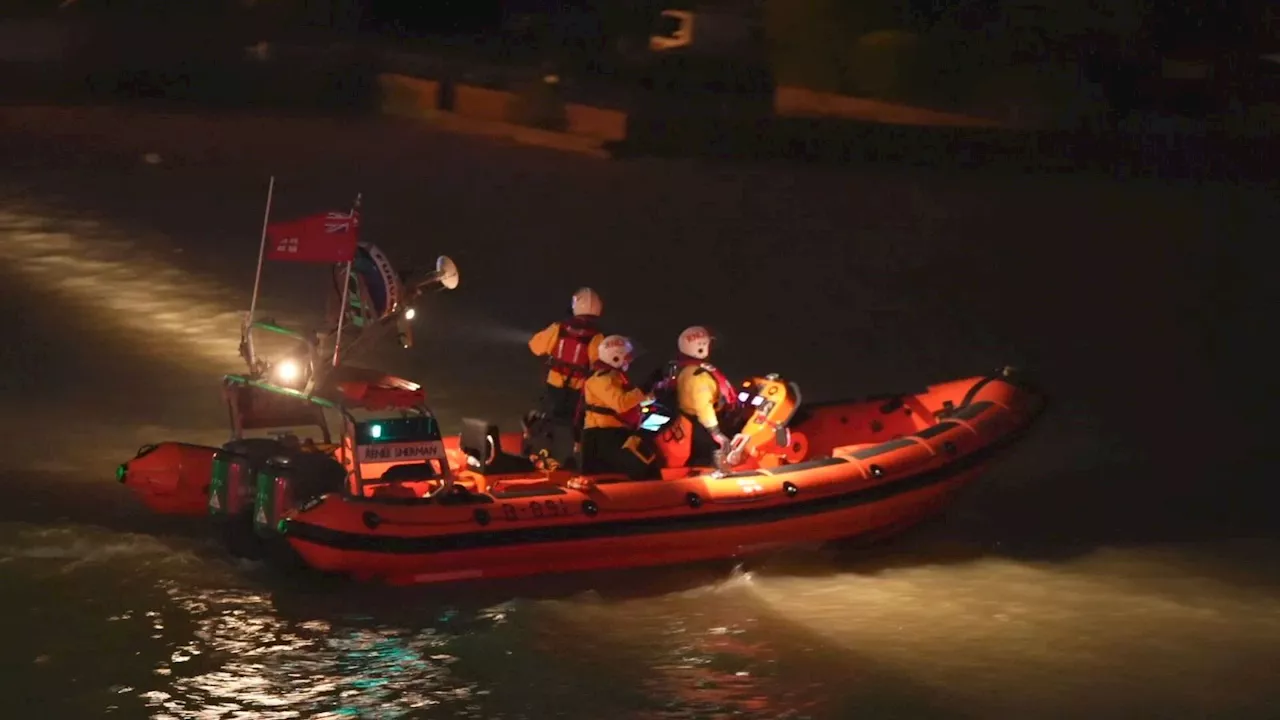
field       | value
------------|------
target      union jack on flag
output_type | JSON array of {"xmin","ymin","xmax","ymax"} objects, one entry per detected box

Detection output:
[{"xmin": 324, "ymin": 209, "xmax": 359, "ymax": 234}]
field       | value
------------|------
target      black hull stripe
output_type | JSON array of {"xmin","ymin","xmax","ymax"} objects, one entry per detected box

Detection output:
[
  {"xmin": 283, "ymin": 418, "xmax": 1036, "ymax": 556},
  {"xmin": 848, "ymin": 437, "xmax": 918, "ymax": 460}
]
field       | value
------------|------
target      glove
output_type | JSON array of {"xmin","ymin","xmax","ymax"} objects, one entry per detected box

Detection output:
[
  {"xmin": 709, "ymin": 426, "xmax": 729, "ymax": 447},
  {"xmin": 640, "ymin": 366, "xmax": 666, "ymax": 394},
  {"xmin": 521, "ymin": 410, "xmax": 546, "ymax": 434}
]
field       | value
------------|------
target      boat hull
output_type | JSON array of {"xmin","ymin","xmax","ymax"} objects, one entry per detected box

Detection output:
[
  {"xmin": 285, "ymin": 462, "xmax": 988, "ymax": 585},
  {"xmin": 280, "ymin": 365, "xmax": 1044, "ymax": 586}
]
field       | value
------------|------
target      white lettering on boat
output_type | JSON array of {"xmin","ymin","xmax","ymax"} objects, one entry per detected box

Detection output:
[{"xmin": 358, "ymin": 440, "xmax": 446, "ymax": 463}]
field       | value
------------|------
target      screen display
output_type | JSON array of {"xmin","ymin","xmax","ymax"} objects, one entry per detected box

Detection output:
[
  {"xmin": 355, "ymin": 416, "xmax": 440, "ymax": 444},
  {"xmin": 639, "ymin": 413, "xmax": 671, "ymax": 432}
]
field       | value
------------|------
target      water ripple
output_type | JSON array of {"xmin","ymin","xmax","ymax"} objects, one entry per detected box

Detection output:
[{"xmin": 147, "ymin": 584, "xmax": 489, "ymax": 720}]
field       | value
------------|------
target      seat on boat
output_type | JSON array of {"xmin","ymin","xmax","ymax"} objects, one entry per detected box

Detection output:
[
  {"xmin": 379, "ymin": 461, "xmax": 441, "ymax": 483},
  {"xmin": 461, "ymin": 418, "xmax": 538, "ymax": 475},
  {"xmin": 363, "ymin": 462, "xmax": 437, "ymax": 499},
  {"xmin": 371, "ymin": 483, "xmax": 417, "ymax": 499}
]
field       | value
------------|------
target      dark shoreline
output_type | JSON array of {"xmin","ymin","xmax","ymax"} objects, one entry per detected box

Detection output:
[{"xmin": 5, "ymin": 43, "xmax": 1280, "ymax": 182}]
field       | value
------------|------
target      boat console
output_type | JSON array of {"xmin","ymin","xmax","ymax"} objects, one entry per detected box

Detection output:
[{"xmin": 720, "ymin": 374, "xmax": 804, "ymax": 471}]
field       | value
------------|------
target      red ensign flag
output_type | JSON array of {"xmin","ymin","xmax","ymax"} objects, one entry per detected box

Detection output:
[{"xmin": 265, "ymin": 210, "xmax": 359, "ymax": 263}]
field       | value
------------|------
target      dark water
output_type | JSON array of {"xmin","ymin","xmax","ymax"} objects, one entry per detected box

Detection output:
[{"xmin": 0, "ymin": 107, "xmax": 1275, "ymax": 718}]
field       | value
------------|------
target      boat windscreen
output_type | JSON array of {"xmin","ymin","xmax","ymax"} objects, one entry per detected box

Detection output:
[
  {"xmin": 227, "ymin": 382, "xmax": 328, "ymax": 431},
  {"xmin": 354, "ymin": 415, "xmax": 442, "ymax": 444}
]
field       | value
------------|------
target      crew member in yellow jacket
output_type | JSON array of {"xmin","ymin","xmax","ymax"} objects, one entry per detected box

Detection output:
[
  {"xmin": 579, "ymin": 335, "xmax": 649, "ymax": 474},
  {"xmin": 528, "ymin": 287, "xmax": 604, "ymax": 425},
  {"xmin": 674, "ymin": 325, "xmax": 737, "ymax": 467}
]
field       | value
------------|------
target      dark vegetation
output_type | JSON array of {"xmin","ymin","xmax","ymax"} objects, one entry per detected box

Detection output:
[{"xmin": 2, "ymin": 0, "xmax": 1278, "ymax": 178}]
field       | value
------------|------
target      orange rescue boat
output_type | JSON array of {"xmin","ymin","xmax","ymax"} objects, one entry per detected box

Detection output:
[{"xmin": 278, "ymin": 367, "xmax": 1045, "ymax": 585}]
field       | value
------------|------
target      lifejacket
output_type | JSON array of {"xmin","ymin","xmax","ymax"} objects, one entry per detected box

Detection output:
[
  {"xmin": 648, "ymin": 413, "xmax": 693, "ymax": 469},
  {"xmin": 578, "ymin": 362, "xmax": 642, "ymax": 428},
  {"xmin": 547, "ymin": 315, "xmax": 600, "ymax": 382},
  {"xmin": 675, "ymin": 355, "xmax": 739, "ymax": 413}
]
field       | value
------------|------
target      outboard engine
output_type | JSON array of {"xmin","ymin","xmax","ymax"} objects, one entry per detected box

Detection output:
[
  {"xmin": 252, "ymin": 452, "xmax": 347, "ymax": 539},
  {"xmin": 250, "ymin": 451, "xmax": 346, "ymax": 569},
  {"xmin": 209, "ymin": 437, "xmax": 291, "ymax": 559}
]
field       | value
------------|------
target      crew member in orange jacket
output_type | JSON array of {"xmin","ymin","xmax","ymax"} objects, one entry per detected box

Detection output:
[
  {"xmin": 528, "ymin": 287, "xmax": 605, "ymax": 424},
  {"xmin": 673, "ymin": 325, "xmax": 740, "ymax": 467},
  {"xmin": 579, "ymin": 335, "xmax": 649, "ymax": 473}
]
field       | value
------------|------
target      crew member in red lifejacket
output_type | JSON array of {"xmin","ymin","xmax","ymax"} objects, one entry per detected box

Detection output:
[
  {"xmin": 673, "ymin": 325, "xmax": 740, "ymax": 467},
  {"xmin": 528, "ymin": 287, "xmax": 605, "ymax": 425},
  {"xmin": 578, "ymin": 335, "xmax": 649, "ymax": 474}
]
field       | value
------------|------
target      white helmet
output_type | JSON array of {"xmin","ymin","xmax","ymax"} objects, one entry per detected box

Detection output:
[
  {"xmin": 598, "ymin": 335, "xmax": 634, "ymax": 371},
  {"xmin": 571, "ymin": 287, "xmax": 603, "ymax": 317},
  {"xmin": 678, "ymin": 325, "xmax": 712, "ymax": 359}
]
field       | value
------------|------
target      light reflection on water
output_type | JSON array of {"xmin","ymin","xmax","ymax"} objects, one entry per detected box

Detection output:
[
  {"xmin": 4, "ymin": 521, "xmax": 1280, "ymax": 719},
  {"xmin": 141, "ymin": 573, "xmax": 799, "ymax": 720},
  {"xmin": 150, "ymin": 585, "xmax": 484, "ymax": 720},
  {"xmin": 0, "ymin": 202, "xmax": 251, "ymax": 373},
  {"xmin": 743, "ymin": 544, "xmax": 1280, "ymax": 717},
  {"xmin": 0, "ymin": 200, "xmax": 331, "ymax": 472}
]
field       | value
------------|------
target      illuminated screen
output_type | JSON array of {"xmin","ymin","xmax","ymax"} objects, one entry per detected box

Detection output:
[
  {"xmin": 355, "ymin": 416, "xmax": 439, "ymax": 444},
  {"xmin": 639, "ymin": 413, "xmax": 671, "ymax": 432}
]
